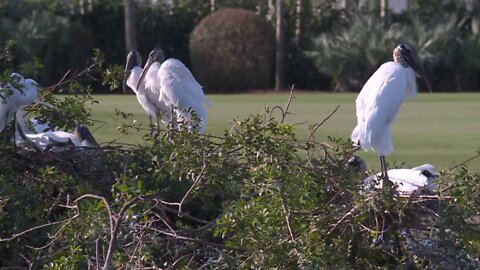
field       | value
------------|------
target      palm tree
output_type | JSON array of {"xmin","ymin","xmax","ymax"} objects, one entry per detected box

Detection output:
[
  {"xmin": 124, "ymin": 0, "xmax": 137, "ymax": 51},
  {"xmin": 275, "ymin": 0, "xmax": 285, "ymax": 91}
]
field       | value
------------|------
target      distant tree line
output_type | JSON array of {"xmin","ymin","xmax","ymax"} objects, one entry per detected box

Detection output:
[{"xmin": 1, "ymin": 0, "xmax": 480, "ymax": 92}]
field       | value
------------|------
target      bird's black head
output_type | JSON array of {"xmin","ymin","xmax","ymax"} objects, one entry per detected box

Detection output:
[
  {"xmin": 347, "ymin": 156, "xmax": 367, "ymax": 174},
  {"xmin": 393, "ymin": 43, "xmax": 432, "ymax": 92},
  {"xmin": 75, "ymin": 124, "xmax": 99, "ymax": 147},
  {"xmin": 123, "ymin": 50, "xmax": 142, "ymax": 93},
  {"xmin": 136, "ymin": 47, "xmax": 166, "ymax": 90},
  {"xmin": 393, "ymin": 44, "xmax": 415, "ymax": 68},
  {"xmin": 146, "ymin": 47, "xmax": 166, "ymax": 65}
]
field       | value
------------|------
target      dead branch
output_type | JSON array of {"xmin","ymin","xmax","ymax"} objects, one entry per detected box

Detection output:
[
  {"xmin": 45, "ymin": 60, "xmax": 100, "ymax": 93},
  {"xmin": 179, "ymin": 164, "xmax": 207, "ymax": 214},
  {"xmin": 148, "ymin": 227, "xmax": 248, "ymax": 252},
  {"xmin": 327, "ymin": 207, "xmax": 357, "ymax": 235},
  {"xmin": 276, "ymin": 181, "xmax": 296, "ymax": 242}
]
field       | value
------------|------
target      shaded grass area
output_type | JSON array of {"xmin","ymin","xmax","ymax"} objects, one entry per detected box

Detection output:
[{"xmin": 88, "ymin": 92, "xmax": 480, "ymax": 172}]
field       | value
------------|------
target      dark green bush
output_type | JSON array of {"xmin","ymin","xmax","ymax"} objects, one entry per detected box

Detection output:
[{"xmin": 189, "ymin": 8, "xmax": 274, "ymax": 93}]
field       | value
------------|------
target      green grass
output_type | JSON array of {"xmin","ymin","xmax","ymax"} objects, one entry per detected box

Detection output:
[{"xmin": 87, "ymin": 92, "xmax": 480, "ymax": 172}]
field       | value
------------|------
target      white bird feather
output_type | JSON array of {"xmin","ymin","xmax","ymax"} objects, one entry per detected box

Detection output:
[
  {"xmin": 143, "ymin": 58, "xmax": 208, "ymax": 133},
  {"xmin": 0, "ymin": 73, "xmax": 39, "ymax": 132},
  {"xmin": 351, "ymin": 61, "xmax": 417, "ymax": 156},
  {"xmin": 137, "ymin": 47, "xmax": 209, "ymax": 133}
]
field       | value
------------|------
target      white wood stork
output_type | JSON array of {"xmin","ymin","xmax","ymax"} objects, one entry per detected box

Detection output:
[
  {"xmin": 123, "ymin": 50, "xmax": 171, "ymax": 135},
  {"xmin": 0, "ymin": 73, "xmax": 39, "ymax": 133},
  {"xmin": 348, "ymin": 156, "xmax": 437, "ymax": 194},
  {"xmin": 351, "ymin": 44, "xmax": 431, "ymax": 181},
  {"xmin": 136, "ymin": 47, "xmax": 208, "ymax": 133},
  {"xmin": 15, "ymin": 112, "xmax": 99, "ymax": 153}
]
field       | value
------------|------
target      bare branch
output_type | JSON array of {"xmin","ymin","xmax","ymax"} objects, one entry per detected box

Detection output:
[{"xmin": 179, "ymin": 164, "xmax": 207, "ymax": 213}]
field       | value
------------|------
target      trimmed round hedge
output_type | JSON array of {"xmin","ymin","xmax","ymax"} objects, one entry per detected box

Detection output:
[{"xmin": 189, "ymin": 8, "xmax": 274, "ymax": 93}]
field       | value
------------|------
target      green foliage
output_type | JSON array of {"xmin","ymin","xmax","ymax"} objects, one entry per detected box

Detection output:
[
  {"xmin": 190, "ymin": 8, "xmax": 274, "ymax": 93},
  {"xmin": 306, "ymin": 11, "xmax": 405, "ymax": 91},
  {"xmin": 2, "ymin": 91, "xmax": 479, "ymax": 268},
  {"xmin": 306, "ymin": 1, "xmax": 480, "ymax": 92}
]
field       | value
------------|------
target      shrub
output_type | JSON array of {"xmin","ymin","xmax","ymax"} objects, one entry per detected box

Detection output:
[{"xmin": 189, "ymin": 8, "xmax": 274, "ymax": 93}]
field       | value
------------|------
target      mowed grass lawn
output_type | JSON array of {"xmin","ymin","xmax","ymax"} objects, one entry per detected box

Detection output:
[{"xmin": 87, "ymin": 92, "xmax": 480, "ymax": 172}]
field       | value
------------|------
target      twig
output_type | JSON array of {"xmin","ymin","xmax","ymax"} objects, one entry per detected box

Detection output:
[
  {"xmin": 449, "ymin": 151, "xmax": 480, "ymax": 170},
  {"xmin": 169, "ymin": 253, "xmax": 196, "ymax": 270},
  {"xmin": 307, "ymin": 105, "xmax": 340, "ymax": 143},
  {"xmin": 0, "ymin": 218, "xmax": 76, "ymax": 242},
  {"xmin": 148, "ymin": 227, "xmax": 248, "ymax": 252},
  {"xmin": 46, "ymin": 61, "xmax": 100, "ymax": 92},
  {"xmin": 305, "ymin": 105, "xmax": 340, "ymax": 161},
  {"xmin": 281, "ymin": 86, "xmax": 295, "ymax": 123},
  {"xmin": 327, "ymin": 207, "xmax": 356, "ymax": 235},
  {"xmin": 276, "ymin": 182, "xmax": 296, "ymax": 242},
  {"xmin": 179, "ymin": 164, "xmax": 207, "ymax": 213},
  {"xmin": 269, "ymin": 85, "xmax": 295, "ymax": 123}
]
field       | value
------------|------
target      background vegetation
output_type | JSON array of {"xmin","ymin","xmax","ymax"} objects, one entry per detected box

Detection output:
[{"xmin": 2, "ymin": 0, "xmax": 480, "ymax": 92}]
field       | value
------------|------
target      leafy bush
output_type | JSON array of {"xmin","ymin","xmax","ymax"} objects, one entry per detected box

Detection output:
[{"xmin": 190, "ymin": 8, "xmax": 274, "ymax": 93}]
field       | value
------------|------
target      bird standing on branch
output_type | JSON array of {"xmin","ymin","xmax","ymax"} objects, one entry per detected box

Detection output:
[
  {"xmin": 123, "ymin": 50, "xmax": 171, "ymax": 135},
  {"xmin": 137, "ymin": 47, "xmax": 209, "ymax": 133},
  {"xmin": 351, "ymin": 44, "xmax": 431, "ymax": 181},
  {"xmin": 0, "ymin": 73, "xmax": 39, "ymax": 133}
]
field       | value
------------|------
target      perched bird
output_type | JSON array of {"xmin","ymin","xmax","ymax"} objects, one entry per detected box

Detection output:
[
  {"xmin": 137, "ymin": 47, "xmax": 208, "ymax": 133},
  {"xmin": 0, "ymin": 73, "xmax": 39, "ymax": 133},
  {"xmin": 16, "ymin": 114, "xmax": 99, "ymax": 153},
  {"xmin": 123, "ymin": 50, "xmax": 171, "ymax": 135},
  {"xmin": 351, "ymin": 44, "xmax": 431, "ymax": 180},
  {"xmin": 348, "ymin": 156, "xmax": 437, "ymax": 194}
]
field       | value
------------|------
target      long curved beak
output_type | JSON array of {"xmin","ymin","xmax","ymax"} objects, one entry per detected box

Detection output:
[
  {"xmin": 76, "ymin": 124, "xmax": 99, "ymax": 147},
  {"xmin": 123, "ymin": 59, "xmax": 134, "ymax": 93},
  {"xmin": 136, "ymin": 58, "xmax": 153, "ymax": 91},
  {"xmin": 411, "ymin": 57, "xmax": 432, "ymax": 93},
  {"xmin": 420, "ymin": 71, "xmax": 432, "ymax": 93},
  {"xmin": 136, "ymin": 47, "xmax": 165, "ymax": 90}
]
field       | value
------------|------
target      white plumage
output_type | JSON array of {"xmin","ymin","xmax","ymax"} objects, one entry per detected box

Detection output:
[
  {"xmin": 364, "ymin": 164, "xmax": 437, "ymax": 194},
  {"xmin": 351, "ymin": 44, "xmax": 430, "ymax": 179},
  {"xmin": 15, "ymin": 112, "xmax": 99, "ymax": 152},
  {"xmin": 137, "ymin": 47, "xmax": 208, "ymax": 133},
  {"xmin": 0, "ymin": 73, "xmax": 39, "ymax": 132},
  {"xmin": 348, "ymin": 156, "xmax": 437, "ymax": 194},
  {"xmin": 124, "ymin": 51, "xmax": 171, "ymax": 134},
  {"xmin": 351, "ymin": 61, "xmax": 417, "ymax": 156}
]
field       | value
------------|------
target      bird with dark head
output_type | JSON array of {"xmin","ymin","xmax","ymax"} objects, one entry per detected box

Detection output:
[
  {"xmin": 137, "ymin": 47, "xmax": 165, "ymax": 91},
  {"xmin": 351, "ymin": 44, "xmax": 431, "ymax": 181},
  {"xmin": 134, "ymin": 47, "xmax": 209, "ymax": 133},
  {"xmin": 123, "ymin": 49, "xmax": 170, "ymax": 135},
  {"xmin": 0, "ymin": 73, "xmax": 39, "ymax": 133},
  {"xmin": 392, "ymin": 44, "xmax": 432, "ymax": 92},
  {"xmin": 123, "ymin": 50, "xmax": 142, "ymax": 94}
]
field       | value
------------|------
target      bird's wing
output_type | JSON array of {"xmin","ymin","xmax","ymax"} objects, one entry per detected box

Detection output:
[
  {"xmin": 159, "ymin": 59, "xmax": 206, "ymax": 106},
  {"xmin": 143, "ymin": 62, "xmax": 170, "ymax": 111},
  {"xmin": 159, "ymin": 59, "xmax": 207, "ymax": 127}
]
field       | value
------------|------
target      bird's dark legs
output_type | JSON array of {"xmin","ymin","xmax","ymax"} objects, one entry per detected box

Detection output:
[
  {"xmin": 379, "ymin": 155, "xmax": 389, "ymax": 181},
  {"xmin": 12, "ymin": 114, "xmax": 17, "ymax": 150},
  {"xmin": 148, "ymin": 115, "xmax": 154, "ymax": 136},
  {"xmin": 156, "ymin": 115, "xmax": 161, "ymax": 134}
]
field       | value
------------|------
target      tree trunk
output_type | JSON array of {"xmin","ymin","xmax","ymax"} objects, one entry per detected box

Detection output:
[
  {"xmin": 380, "ymin": 0, "xmax": 387, "ymax": 17},
  {"xmin": 275, "ymin": 0, "xmax": 285, "ymax": 91},
  {"xmin": 295, "ymin": 0, "xmax": 302, "ymax": 48},
  {"xmin": 466, "ymin": 0, "xmax": 480, "ymax": 34},
  {"xmin": 211, "ymin": 0, "xmax": 216, "ymax": 13},
  {"xmin": 124, "ymin": 0, "xmax": 137, "ymax": 52}
]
